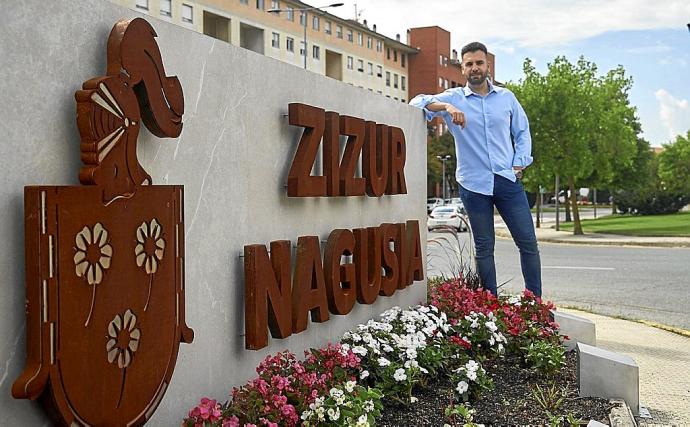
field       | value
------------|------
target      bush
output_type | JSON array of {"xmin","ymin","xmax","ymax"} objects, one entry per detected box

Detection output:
[
  {"xmin": 523, "ymin": 340, "xmax": 566, "ymax": 377},
  {"xmin": 615, "ymin": 188, "xmax": 689, "ymax": 215}
]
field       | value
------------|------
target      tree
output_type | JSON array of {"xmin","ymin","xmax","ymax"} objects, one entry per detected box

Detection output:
[
  {"xmin": 658, "ymin": 130, "xmax": 690, "ymax": 197},
  {"xmin": 509, "ymin": 56, "xmax": 639, "ymax": 234}
]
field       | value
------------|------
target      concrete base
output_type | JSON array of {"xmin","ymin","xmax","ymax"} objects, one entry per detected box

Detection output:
[
  {"xmin": 578, "ymin": 343, "xmax": 639, "ymax": 415},
  {"xmin": 551, "ymin": 310, "xmax": 596, "ymax": 350}
]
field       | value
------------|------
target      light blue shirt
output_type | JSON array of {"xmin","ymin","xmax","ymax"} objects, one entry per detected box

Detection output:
[{"xmin": 410, "ymin": 82, "xmax": 533, "ymax": 195}]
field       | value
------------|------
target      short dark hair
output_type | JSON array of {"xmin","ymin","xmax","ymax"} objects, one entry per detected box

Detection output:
[{"xmin": 461, "ymin": 42, "xmax": 487, "ymax": 58}]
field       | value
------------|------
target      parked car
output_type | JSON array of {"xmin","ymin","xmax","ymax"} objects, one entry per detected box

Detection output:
[
  {"xmin": 427, "ymin": 205, "xmax": 468, "ymax": 232},
  {"xmin": 427, "ymin": 197, "xmax": 443, "ymax": 213},
  {"xmin": 445, "ymin": 198, "xmax": 466, "ymax": 214}
]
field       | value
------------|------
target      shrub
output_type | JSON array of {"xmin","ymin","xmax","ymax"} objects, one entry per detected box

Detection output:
[{"xmin": 523, "ymin": 340, "xmax": 566, "ymax": 377}]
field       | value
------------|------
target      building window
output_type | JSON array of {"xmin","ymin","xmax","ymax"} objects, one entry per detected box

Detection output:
[
  {"xmin": 271, "ymin": 0, "xmax": 279, "ymax": 9},
  {"xmin": 394, "ymin": 50, "xmax": 397, "ymax": 62},
  {"xmin": 357, "ymin": 32, "xmax": 363, "ymax": 46},
  {"xmin": 312, "ymin": 16, "xmax": 319, "ymax": 30},
  {"xmin": 347, "ymin": 29, "xmax": 353, "ymax": 42},
  {"xmin": 444, "ymin": 79, "xmax": 449, "ymax": 89},
  {"xmin": 401, "ymin": 76, "xmax": 406, "ymax": 90},
  {"xmin": 136, "ymin": 0, "xmax": 148, "ymax": 10},
  {"xmin": 271, "ymin": 32, "xmax": 280, "ymax": 48},
  {"xmin": 300, "ymin": 41, "xmax": 306, "ymax": 56},
  {"xmin": 439, "ymin": 77, "xmax": 443, "ymax": 88},
  {"xmin": 313, "ymin": 45, "xmax": 320, "ymax": 60},
  {"xmin": 160, "ymin": 0, "xmax": 171, "ymax": 16},
  {"xmin": 357, "ymin": 59, "xmax": 364, "ymax": 72},
  {"xmin": 376, "ymin": 40, "xmax": 382, "ymax": 52},
  {"xmin": 401, "ymin": 54, "xmax": 406, "ymax": 67},
  {"xmin": 443, "ymin": 57, "xmax": 448, "ymax": 66},
  {"xmin": 256, "ymin": 0, "xmax": 264, "ymax": 10},
  {"xmin": 394, "ymin": 74, "xmax": 398, "ymax": 89},
  {"xmin": 286, "ymin": 37, "xmax": 294, "ymax": 52},
  {"xmin": 376, "ymin": 65, "xmax": 382, "ymax": 77},
  {"xmin": 367, "ymin": 62, "xmax": 373, "ymax": 75},
  {"xmin": 367, "ymin": 36, "xmax": 372, "ymax": 49},
  {"xmin": 240, "ymin": 0, "xmax": 248, "ymax": 3},
  {"xmin": 336, "ymin": 25, "xmax": 343, "ymax": 38},
  {"xmin": 439, "ymin": 55, "xmax": 443, "ymax": 66},
  {"xmin": 325, "ymin": 21, "xmax": 331, "ymax": 34},
  {"xmin": 386, "ymin": 71, "xmax": 391, "ymax": 86},
  {"xmin": 286, "ymin": 7, "xmax": 293, "ymax": 21},
  {"xmin": 182, "ymin": 4, "xmax": 193, "ymax": 23},
  {"xmin": 347, "ymin": 56, "xmax": 353, "ymax": 70},
  {"xmin": 387, "ymin": 48, "xmax": 390, "ymax": 60}
]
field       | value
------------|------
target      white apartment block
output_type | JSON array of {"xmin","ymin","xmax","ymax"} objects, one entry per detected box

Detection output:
[{"xmin": 113, "ymin": 0, "xmax": 415, "ymax": 102}]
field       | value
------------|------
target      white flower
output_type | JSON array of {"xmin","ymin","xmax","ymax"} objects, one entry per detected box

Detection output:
[
  {"xmin": 328, "ymin": 407, "xmax": 340, "ymax": 421},
  {"xmin": 404, "ymin": 360, "xmax": 419, "ymax": 369},
  {"xmin": 382, "ymin": 344, "xmax": 394, "ymax": 353},
  {"xmin": 456, "ymin": 380, "xmax": 469, "ymax": 394},
  {"xmin": 301, "ymin": 410, "xmax": 313, "ymax": 420},
  {"xmin": 356, "ymin": 414, "xmax": 370, "ymax": 427},
  {"xmin": 393, "ymin": 368, "xmax": 407, "ymax": 382},
  {"xmin": 330, "ymin": 388, "xmax": 344, "ymax": 399},
  {"xmin": 410, "ymin": 396, "xmax": 418, "ymax": 403},
  {"xmin": 360, "ymin": 370, "xmax": 369, "ymax": 379},
  {"xmin": 508, "ymin": 295, "xmax": 520, "ymax": 305},
  {"xmin": 340, "ymin": 343, "xmax": 351, "ymax": 352},
  {"xmin": 351, "ymin": 333, "xmax": 362, "ymax": 342},
  {"xmin": 363, "ymin": 400, "xmax": 375, "ymax": 412},
  {"xmin": 406, "ymin": 348, "xmax": 418, "ymax": 360},
  {"xmin": 467, "ymin": 370, "xmax": 477, "ymax": 381},
  {"xmin": 352, "ymin": 346, "xmax": 367, "ymax": 356},
  {"xmin": 485, "ymin": 321, "xmax": 498, "ymax": 332},
  {"xmin": 345, "ymin": 380, "xmax": 356, "ymax": 393},
  {"xmin": 378, "ymin": 357, "xmax": 390, "ymax": 367}
]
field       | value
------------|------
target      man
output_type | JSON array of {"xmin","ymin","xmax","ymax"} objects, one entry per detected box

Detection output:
[{"xmin": 410, "ymin": 42, "xmax": 541, "ymax": 297}]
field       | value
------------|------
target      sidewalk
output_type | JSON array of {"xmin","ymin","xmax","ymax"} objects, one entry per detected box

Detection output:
[
  {"xmin": 495, "ymin": 226, "xmax": 690, "ymax": 248},
  {"xmin": 561, "ymin": 309, "xmax": 690, "ymax": 426}
]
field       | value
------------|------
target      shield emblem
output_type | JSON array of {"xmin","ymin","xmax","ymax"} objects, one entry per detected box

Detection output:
[{"xmin": 13, "ymin": 18, "xmax": 193, "ymax": 426}]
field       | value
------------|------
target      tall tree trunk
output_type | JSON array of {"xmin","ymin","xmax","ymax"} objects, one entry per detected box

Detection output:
[
  {"xmin": 535, "ymin": 192, "xmax": 541, "ymax": 228},
  {"xmin": 564, "ymin": 195, "xmax": 572, "ymax": 222},
  {"xmin": 568, "ymin": 175, "xmax": 584, "ymax": 235}
]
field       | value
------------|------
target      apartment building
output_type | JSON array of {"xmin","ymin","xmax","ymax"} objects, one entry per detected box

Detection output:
[
  {"xmin": 112, "ymin": 0, "xmax": 416, "ymax": 102},
  {"xmin": 407, "ymin": 26, "xmax": 496, "ymax": 136}
]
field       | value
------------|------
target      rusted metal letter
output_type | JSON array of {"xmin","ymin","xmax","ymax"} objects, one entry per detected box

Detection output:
[
  {"xmin": 386, "ymin": 126, "xmax": 408, "ymax": 194},
  {"xmin": 339, "ymin": 116, "xmax": 366, "ymax": 196},
  {"xmin": 292, "ymin": 236, "xmax": 330, "ymax": 333},
  {"xmin": 324, "ymin": 229, "xmax": 357, "ymax": 315},
  {"xmin": 287, "ymin": 103, "xmax": 327, "ymax": 197}
]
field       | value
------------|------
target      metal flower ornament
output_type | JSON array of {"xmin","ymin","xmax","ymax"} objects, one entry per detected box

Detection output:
[{"xmin": 13, "ymin": 18, "xmax": 193, "ymax": 426}]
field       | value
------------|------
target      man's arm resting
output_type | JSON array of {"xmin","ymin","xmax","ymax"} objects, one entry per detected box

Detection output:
[{"xmin": 426, "ymin": 102, "xmax": 466, "ymax": 128}]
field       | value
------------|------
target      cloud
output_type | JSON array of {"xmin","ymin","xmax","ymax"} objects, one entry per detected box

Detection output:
[
  {"xmin": 626, "ymin": 44, "xmax": 673, "ymax": 54},
  {"xmin": 333, "ymin": 0, "xmax": 690, "ymax": 48},
  {"xmin": 655, "ymin": 89, "xmax": 690, "ymax": 140}
]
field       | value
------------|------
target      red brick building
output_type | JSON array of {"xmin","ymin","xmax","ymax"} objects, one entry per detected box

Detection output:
[{"xmin": 407, "ymin": 26, "xmax": 496, "ymax": 136}]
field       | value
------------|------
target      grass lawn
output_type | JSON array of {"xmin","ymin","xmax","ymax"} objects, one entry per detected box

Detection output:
[{"xmin": 559, "ymin": 212, "xmax": 690, "ymax": 237}]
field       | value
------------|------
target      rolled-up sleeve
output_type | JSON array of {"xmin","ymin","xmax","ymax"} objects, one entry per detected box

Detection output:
[
  {"xmin": 510, "ymin": 94, "xmax": 533, "ymax": 168},
  {"xmin": 409, "ymin": 89, "xmax": 456, "ymax": 122}
]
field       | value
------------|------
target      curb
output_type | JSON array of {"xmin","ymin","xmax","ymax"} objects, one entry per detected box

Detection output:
[
  {"xmin": 559, "ymin": 305, "xmax": 690, "ymax": 339},
  {"xmin": 609, "ymin": 399, "xmax": 638, "ymax": 427},
  {"xmin": 494, "ymin": 229, "xmax": 690, "ymax": 248}
]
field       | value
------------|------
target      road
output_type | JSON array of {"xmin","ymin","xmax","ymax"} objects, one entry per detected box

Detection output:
[{"xmin": 427, "ymin": 229, "xmax": 690, "ymax": 331}]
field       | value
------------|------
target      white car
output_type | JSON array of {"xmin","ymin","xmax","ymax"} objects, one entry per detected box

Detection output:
[
  {"xmin": 427, "ymin": 205, "xmax": 468, "ymax": 232},
  {"xmin": 427, "ymin": 197, "xmax": 443, "ymax": 213}
]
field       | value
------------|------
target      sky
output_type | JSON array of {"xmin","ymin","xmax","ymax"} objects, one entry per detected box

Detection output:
[{"xmin": 330, "ymin": 0, "xmax": 690, "ymax": 147}]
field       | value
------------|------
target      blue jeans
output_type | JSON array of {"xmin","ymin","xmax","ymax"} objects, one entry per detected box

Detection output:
[{"xmin": 459, "ymin": 175, "xmax": 542, "ymax": 297}]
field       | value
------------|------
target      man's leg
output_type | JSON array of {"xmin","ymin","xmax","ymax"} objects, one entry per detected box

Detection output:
[
  {"xmin": 459, "ymin": 184, "xmax": 497, "ymax": 295},
  {"xmin": 493, "ymin": 175, "xmax": 542, "ymax": 297}
]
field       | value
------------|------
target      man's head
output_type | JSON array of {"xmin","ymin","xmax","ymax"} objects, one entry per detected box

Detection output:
[{"xmin": 461, "ymin": 42, "xmax": 489, "ymax": 87}]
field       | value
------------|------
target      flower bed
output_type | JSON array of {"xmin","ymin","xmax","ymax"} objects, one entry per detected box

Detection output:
[{"xmin": 184, "ymin": 276, "xmax": 600, "ymax": 426}]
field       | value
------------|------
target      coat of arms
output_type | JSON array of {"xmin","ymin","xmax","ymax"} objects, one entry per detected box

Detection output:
[{"xmin": 12, "ymin": 18, "xmax": 194, "ymax": 426}]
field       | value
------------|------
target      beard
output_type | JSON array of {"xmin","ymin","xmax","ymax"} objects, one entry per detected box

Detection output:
[{"xmin": 468, "ymin": 71, "xmax": 488, "ymax": 86}]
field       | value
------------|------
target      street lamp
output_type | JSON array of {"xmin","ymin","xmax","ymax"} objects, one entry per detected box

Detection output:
[
  {"xmin": 268, "ymin": 2, "xmax": 345, "ymax": 70},
  {"xmin": 436, "ymin": 154, "xmax": 451, "ymax": 201}
]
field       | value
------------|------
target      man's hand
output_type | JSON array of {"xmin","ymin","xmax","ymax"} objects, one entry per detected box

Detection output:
[{"xmin": 445, "ymin": 104, "xmax": 466, "ymax": 128}]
